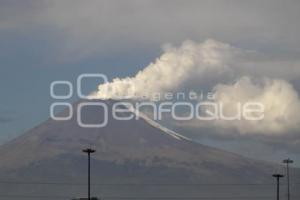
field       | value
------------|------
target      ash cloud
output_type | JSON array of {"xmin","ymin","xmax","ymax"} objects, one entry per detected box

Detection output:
[
  {"xmin": 92, "ymin": 39, "xmax": 300, "ymax": 100},
  {"xmin": 91, "ymin": 39, "xmax": 300, "ymax": 137}
]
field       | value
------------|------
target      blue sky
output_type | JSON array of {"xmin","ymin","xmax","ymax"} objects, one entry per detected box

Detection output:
[
  {"xmin": 0, "ymin": 45, "xmax": 158, "ymax": 142},
  {"xmin": 0, "ymin": 0, "xmax": 300, "ymax": 166}
]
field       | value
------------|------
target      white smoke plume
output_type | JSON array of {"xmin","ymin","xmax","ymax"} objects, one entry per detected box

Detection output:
[
  {"xmin": 92, "ymin": 39, "xmax": 300, "ymax": 100},
  {"xmin": 91, "ymin": 39, "xmax": 300, "ymax": 135},
  {"xmin": 92, "ymin": 39, "xmax": 240, "ymax": 99},
  {"xmin": 210, "ymin": 77, "xmax": 300, "ymax": 134}
]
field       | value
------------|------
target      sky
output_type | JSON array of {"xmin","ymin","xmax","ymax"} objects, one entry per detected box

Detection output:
[{"xmin": 0, "ymin": 0, "xmax": 300, "ymax": 166}]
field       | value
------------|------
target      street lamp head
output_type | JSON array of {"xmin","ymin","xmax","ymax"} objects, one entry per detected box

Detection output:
[
  {"xmin": 82, "ymin": 148, "xmax": 96, "ymax": 153},
  {"xmin": 283, "ymin": 158, "xmax": 294, "ymax": 164},
  {"xmin": 272, "ymin": 174, "xmax": 284, "ymax": 178}
]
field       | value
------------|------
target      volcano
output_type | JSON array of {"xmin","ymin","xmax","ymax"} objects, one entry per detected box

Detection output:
[{"xmin": 0, "ymin": 99, "xmax": 298, "ymax": 200}]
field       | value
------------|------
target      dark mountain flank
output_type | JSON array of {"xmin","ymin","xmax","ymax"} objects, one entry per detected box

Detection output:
[{"xmin": 0, "ymin": 100, "xmax": 298, "ymax": 200}]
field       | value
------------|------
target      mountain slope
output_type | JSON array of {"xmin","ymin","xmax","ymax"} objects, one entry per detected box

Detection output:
[{"xmin": 0, "ymin": 99, "xmax": 298, "ymax": 199}]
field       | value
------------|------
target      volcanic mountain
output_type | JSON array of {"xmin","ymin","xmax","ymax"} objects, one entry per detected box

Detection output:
[{"xmin": 0, "ymin": 99, "xmax": 298, "ymax": 200}]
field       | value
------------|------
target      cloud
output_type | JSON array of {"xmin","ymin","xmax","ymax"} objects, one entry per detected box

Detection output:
[
  {"xmin": 92, "ymin": 39, "xmax": 300, "ymax": 100},
  {"xmin": 170, "ymin": 76, "xmax": 300, "ymax": 155},
  {"xmin": 91, "ymin": 39, "xmax": 300, "ymax": 139},
  {"xmin": 1, "ymin": 1, "xmax": 300, "ymax": 60},
  {"xmin": 203, "ymin": 77, "xmax": 300, "ymax": 134},
  {"xmin": 92, "ymin": 39, "xmax": 238, "ymax": 99}
]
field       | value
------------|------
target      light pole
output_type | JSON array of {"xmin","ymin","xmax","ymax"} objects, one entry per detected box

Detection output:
[
  {"xmin": 272, "ymin": 174, "xmax": 284, "ymax": 200},
  {"xmin": 283, "ymin": 158, "xmax": 293, "ymax": 200},
  {"xmin": 83, "ymin": 148, "xmax": 96, "ymax": 200}
]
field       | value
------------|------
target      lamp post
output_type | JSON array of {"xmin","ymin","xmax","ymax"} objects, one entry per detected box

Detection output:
[
  {"xmin": 272, "ymin": 174, "xmax": 284, "ymax": 200},
  {"xmin": 83, "ymin": 148, "xmax": 96, "ymax": 200},
  {"xmin": 283, "ymin": 158, "xmax": 293, "ymax": 200}
]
